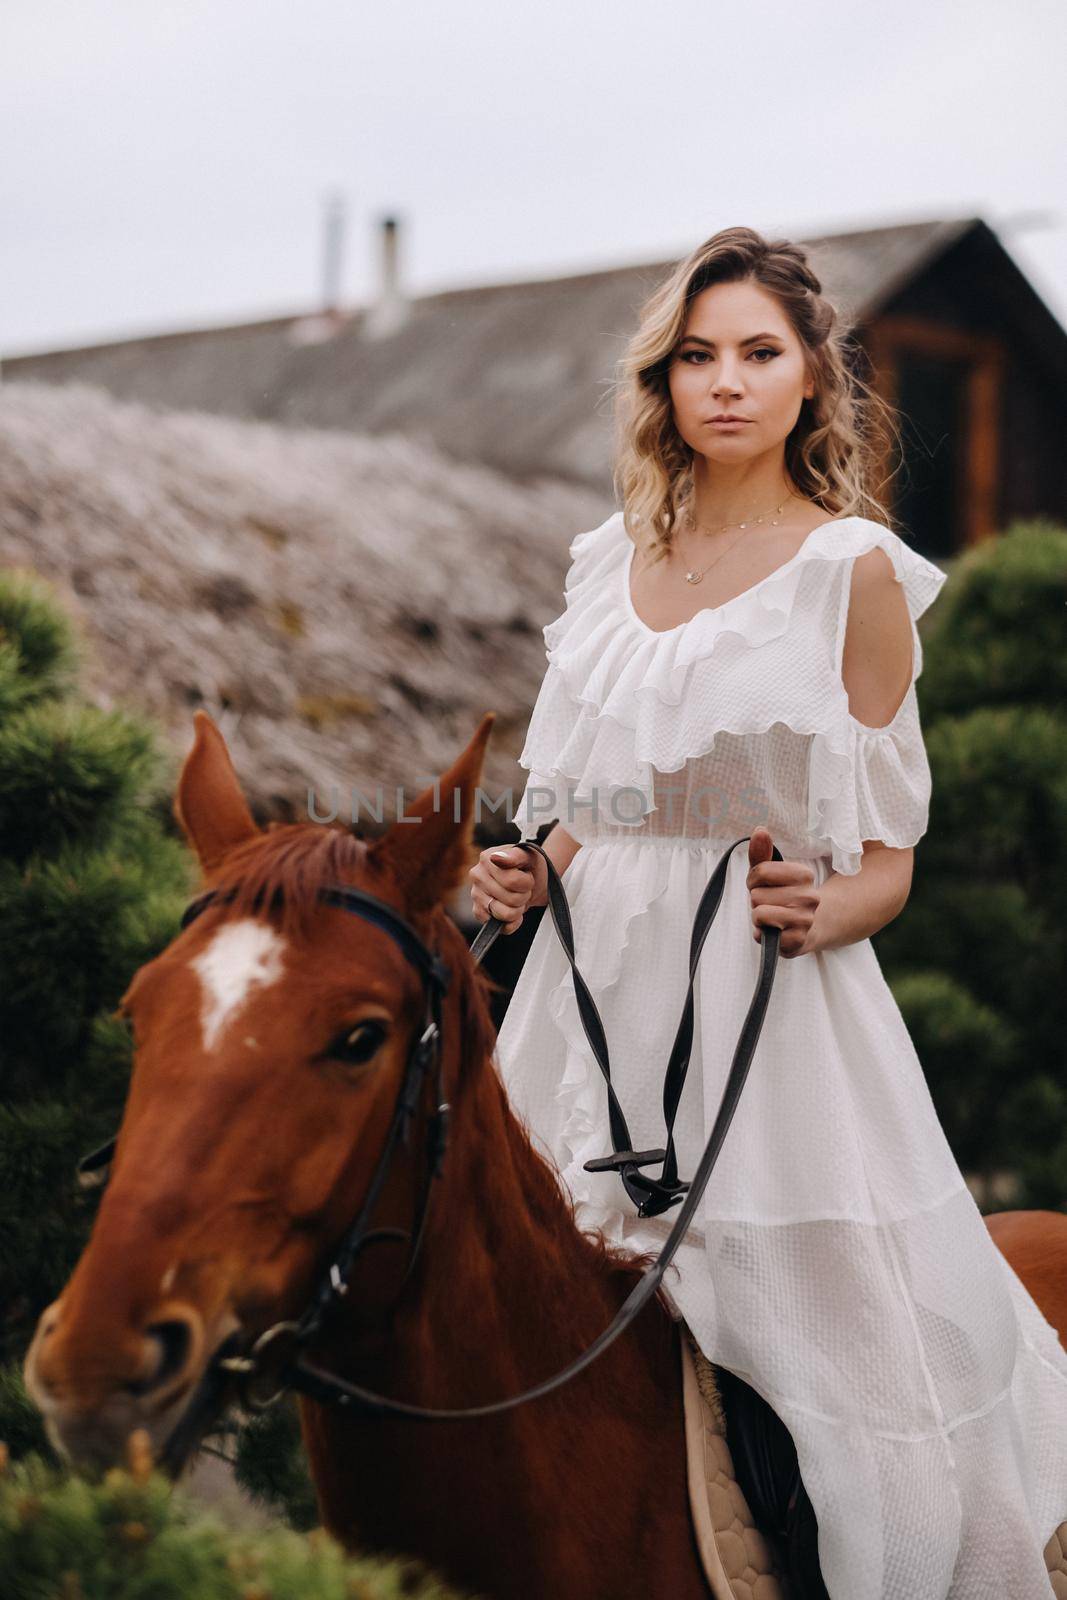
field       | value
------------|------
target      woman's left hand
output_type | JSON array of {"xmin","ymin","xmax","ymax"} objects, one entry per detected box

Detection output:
[{"xmin": 746, "ymin": 826, "xmax": 822, "ymax": 958}]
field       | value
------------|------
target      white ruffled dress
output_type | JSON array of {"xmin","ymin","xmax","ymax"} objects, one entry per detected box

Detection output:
[{"xmin": 493, "ymin": 509, "xmax": 1067, "ymax": 1599}]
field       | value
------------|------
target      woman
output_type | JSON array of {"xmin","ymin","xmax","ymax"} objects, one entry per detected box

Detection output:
[{"xmin": 468, "ymin": 226, "xmax": 1067, "ymax": 1598}]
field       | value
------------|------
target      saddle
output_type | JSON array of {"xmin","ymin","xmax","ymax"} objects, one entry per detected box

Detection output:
[
  {"xmin": 680, "ymin": 1324, "xmax": 822, "ymax": 1599},
  {"xmin": 680, "ymin": 1324, "xmax": 1067, "ymax": 1599}
]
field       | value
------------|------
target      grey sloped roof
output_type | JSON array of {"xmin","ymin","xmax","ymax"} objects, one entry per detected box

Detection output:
[
  {"xmin": 797, "ymin": 215, "xmax": 978, "ymax": 320},
  {"xmin": 3, "ymin": 216, "xmax": 983, "ymax": 489},
  {"xmin": 0, "ymin": 380, "xmax": 610, "ymax": 821}
]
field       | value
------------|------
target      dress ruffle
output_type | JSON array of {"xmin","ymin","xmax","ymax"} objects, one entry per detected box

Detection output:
[
  {"xmin": 809, "ymin": 691, "xmax": 944, "ymax": 876},
  {"xmin": 515, "ymin": 511, "xmax": 949, "ymax": 871}
]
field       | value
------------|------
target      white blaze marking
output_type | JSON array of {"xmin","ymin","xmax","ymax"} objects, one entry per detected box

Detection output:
[{"xmin": 190, "ymin": 920, "xmax": 287, "ymax": 1052}]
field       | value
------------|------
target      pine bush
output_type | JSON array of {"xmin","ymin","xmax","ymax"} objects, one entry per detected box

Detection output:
[
  {"xmin": 872, "ymin": 517, "xmax": 1067, "ymax": 1209},
  {"xmin": 0, "ymin": 1445, "xmax": 471, "ymax": 1600}
]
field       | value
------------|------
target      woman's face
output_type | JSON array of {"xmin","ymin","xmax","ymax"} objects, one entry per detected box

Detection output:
[{"xmin": 667, "ymin": 278, "xmax": 815, "ymax": 463}]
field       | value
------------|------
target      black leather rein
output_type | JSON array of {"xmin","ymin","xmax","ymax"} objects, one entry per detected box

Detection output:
[{"xmin": 77, "ymin": 832, "xmax": 782, "ymax": 1426}]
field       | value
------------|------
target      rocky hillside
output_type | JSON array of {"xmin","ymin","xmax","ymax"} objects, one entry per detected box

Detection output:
[{"xmin": 0, "ymin": 380, "xmax": 611, "ymax": 822}]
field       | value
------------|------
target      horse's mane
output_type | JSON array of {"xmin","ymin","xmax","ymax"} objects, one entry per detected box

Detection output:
[{"xmin": 199, "ymin": 820, "xmax": 371, "ymax": 939}]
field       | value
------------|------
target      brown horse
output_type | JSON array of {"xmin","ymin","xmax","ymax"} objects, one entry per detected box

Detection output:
[{"xmin": 23, "ymin": 710, "xmax": 1067, "ymax": 1600}]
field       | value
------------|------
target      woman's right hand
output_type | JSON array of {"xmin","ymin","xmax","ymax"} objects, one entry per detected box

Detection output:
[{"xmin": 469, "ymin": 844, "xmax": 549, "ymax": 935}]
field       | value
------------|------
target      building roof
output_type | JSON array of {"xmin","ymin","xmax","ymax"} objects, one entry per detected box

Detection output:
[{"xmin": 3, "ymin": 216, "xmax": 1002, "ymax": 491}]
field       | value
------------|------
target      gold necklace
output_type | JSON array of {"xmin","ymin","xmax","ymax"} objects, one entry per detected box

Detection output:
[{"xmin": 681, "ymin": 491, "xmax": 798, "ymax": 586}]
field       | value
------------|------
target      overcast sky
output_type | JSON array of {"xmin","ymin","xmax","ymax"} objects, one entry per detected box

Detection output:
[{"xmin": 4, "ymin": 0, "xmax": 1066, "ymax": 358}]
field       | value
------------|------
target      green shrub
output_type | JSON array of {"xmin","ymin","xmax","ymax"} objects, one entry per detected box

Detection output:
[
  {"xmin": 0, "ymin": 1447, "xmax": 472, "ymax": 1600},
  {"xmin": 874, "ymin": 518, "xmax": 1067, "ymax": 1209}
]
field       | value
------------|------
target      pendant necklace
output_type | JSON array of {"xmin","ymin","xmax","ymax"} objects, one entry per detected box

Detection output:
[{"xmin": 681, "ymin": 491, "xmax": 799, "ymax": 586}]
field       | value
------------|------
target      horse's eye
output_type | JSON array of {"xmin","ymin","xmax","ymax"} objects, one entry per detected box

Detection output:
[{"xmin": 328, "ymin": 1020, "xmax": 388, "ymax": 1066}]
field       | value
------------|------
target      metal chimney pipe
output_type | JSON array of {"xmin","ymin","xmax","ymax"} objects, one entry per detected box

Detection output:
[
  {"xmin": 322, "ymin": 192, "xmax": 346, "ymax": 314},
  {"xmin": 380, "ymin": 215, "xmax": 399, "ymax": 303},
  {"xmin": 363, "ymin": 213, "xmax": 409, "ymax": 339}
]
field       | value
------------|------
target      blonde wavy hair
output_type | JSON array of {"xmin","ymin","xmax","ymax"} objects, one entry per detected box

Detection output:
[{"xmin": 611, "ymin": 225, "xmax": 901, "ymax": 564}]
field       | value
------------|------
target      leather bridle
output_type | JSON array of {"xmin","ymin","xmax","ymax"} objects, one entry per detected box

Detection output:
[{"xmin": 77, "ymin": 833, "xmax": 782, "ymax": 1432}]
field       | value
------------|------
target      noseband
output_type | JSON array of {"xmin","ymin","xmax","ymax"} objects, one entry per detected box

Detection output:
[{"xmin": 77, "ymin": 834, "xmax": 782, "ymax": 1429}]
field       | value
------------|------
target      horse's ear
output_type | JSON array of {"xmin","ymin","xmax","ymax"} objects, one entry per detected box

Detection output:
[
  {"xmin": 174, "ymin": 710, "xmax": 259, "ymax": 874},
  {"xmin": 370, "ymin": 712, "xmax": 495, "ymax": 916}
]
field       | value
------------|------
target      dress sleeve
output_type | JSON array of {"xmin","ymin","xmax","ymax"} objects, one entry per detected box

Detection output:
[
  {"xmin": 512, "ymin": 514, "xmax": 624, "ymax": 837},
  {"xmin": 811, "ymin": 530, "xmax": 949, "ymax": 875}
]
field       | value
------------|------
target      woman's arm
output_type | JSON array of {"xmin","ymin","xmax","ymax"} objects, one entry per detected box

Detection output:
[
  {"xmin": 810, "ymin": 547, "xmax": 918, "ymax": 951},
  {"xmin": 748, "ymin": 831, "xmax": 913, "ymax": 956},
  {"xmin": 468, "ymin": 820, "xmax": 582, "ymax": 933},
  {"xmin": 528, "ymin": 821, "xmax": 582, "ymax": 906},
  {"xmin": 750, "ymin": 548, "xmax": 921, "ymax": 955},
  {"xmin": 808, "ymin": 844, "xmax": 914, "ymax": 952}
]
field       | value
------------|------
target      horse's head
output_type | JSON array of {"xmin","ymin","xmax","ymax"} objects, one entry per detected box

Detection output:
[{"xmin": 24, "ymin": 708, "xmax": 499, "ymax": 1472}]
